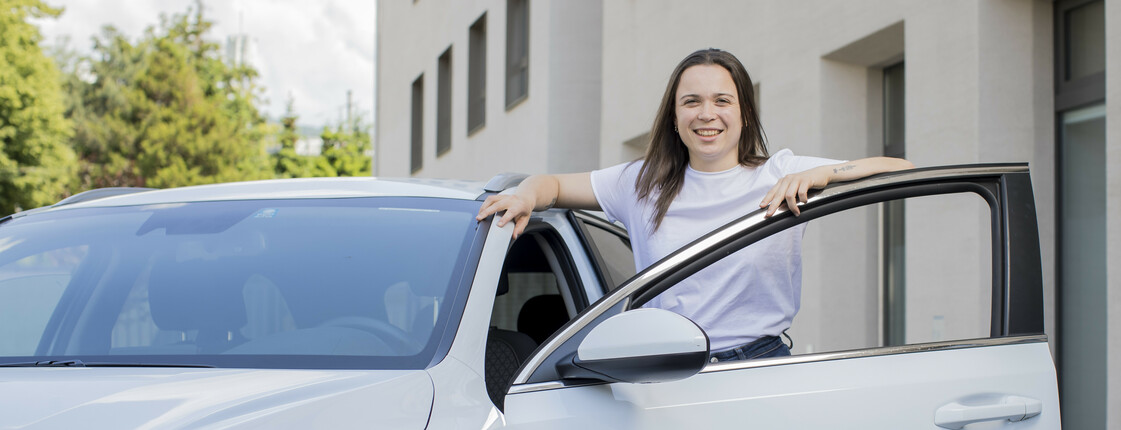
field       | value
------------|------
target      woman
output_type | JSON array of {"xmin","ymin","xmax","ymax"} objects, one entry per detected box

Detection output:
[{"xmin": 476, "ymin": 48, "xmax": 912, "ymax": 362}]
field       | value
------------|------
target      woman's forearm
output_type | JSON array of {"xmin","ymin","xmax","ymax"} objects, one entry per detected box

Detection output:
[{"xmin": 822, "ymin": 157, "xmax": 914, "ymax": 183}]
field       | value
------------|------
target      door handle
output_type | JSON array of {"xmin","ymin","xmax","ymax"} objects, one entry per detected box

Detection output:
[{"xmin": 934, "ymin": 395, "xmax": 1042, "ymax": 429}]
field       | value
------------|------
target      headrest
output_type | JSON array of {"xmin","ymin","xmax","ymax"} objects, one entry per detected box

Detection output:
[
  {"xmin": 497, "ymin": 237, "xmax": 551, "ymax": 296},
  {"xmin": 147, "ymin": 258, "xmax": 251, "ymax": 332},
  {"xmin": 517, "ymin": 294, "xmax": 568, "ymax": 344}
]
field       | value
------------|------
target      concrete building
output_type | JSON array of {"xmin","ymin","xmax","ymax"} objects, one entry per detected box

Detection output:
[{"xmin": 376, "ymin": 1, "xmax": 1117, "ymax": 428}]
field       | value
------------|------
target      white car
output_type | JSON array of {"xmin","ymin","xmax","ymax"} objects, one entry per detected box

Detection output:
[{"xmin": 0, "ymin": 165, "xmax": 1059, "ymax": 429}]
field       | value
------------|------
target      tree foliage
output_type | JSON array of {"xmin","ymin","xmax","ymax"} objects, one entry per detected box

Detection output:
[
  {"xmin": 272, "ymin": 97, "xmax": 333, "ymax": 178},
  {"xmin": 319, "ymin": 115, "xmax": 372, "ymax": 177},
  {"xmin": 0, "ymin": 0, "xmax": 77, "ymax": 214},
  {"xmin": 66, "ymin": 2, "xmax": 272, "ymax": 189},
  {"xmin": 271, "ymin": 94, "xmax": 372, "ymax": 178}
]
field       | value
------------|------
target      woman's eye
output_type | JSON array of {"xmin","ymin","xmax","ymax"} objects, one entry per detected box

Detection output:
[{"xmin": 717, "ymin": 98, "xmax": 731, "ymax": 104}]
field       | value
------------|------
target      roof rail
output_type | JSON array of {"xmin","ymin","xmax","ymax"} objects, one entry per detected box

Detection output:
[
  {"xmin": 483, "ymin": 173, "xmax": 529, "ymax": 193},
  {"xmin": 53, "ymin": 187, "xmax": 156, "ymax": 207}
]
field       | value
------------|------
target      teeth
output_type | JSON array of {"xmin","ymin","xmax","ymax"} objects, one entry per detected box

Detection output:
[{"xmin": 696, "ymin": 129, "xmax": 721, "ymax": 137}]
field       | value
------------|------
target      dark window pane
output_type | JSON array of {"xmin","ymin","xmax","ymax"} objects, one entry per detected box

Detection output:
[
  {"xmin": 1058, "ymin": 102, "xmax": 1106, "ymax": 430},
  {"xmin": 883, "ymin": 62, "xmax": 905, "ymax": 158},
  {"xmin": 505, "ymin": 0, "xmax": 529, "ymax": 107},
  {"xmin": 411, "ymin": 75, "xmax": 424, "ymax": 173},
  {"xmin": 468, "ymin": 14, "xmax": 487, "ymax": 133},
  {"xmin": 881, "ymin": 61, "xmax": 905, "ymax": 345},
  {"xmin": 437, "ymin": 48, "xmax": 453, "ymax": 156},
  {"xmin": 1065, "ymin": 1, "xmax": 1105, "ymax": 81},
  {"xmin": 582, "ymin": 222, "xmax": 634, "ymax": 291}
]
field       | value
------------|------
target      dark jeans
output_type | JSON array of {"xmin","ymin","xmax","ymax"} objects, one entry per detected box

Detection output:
[{"xmin": 709, "ymin": 335, "xmax": 791, "ymax": 363}]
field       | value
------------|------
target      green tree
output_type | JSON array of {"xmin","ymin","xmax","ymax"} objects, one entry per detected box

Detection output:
[
  {"xmin": 67, "ymin": 1, "xmax": 272, "ymax": 189},
  {"xmin": 320, "ymin": 114, "xmax": 372, "ymax": 177},
  {"xmin": 272, "ymin": 96, "xmax": 333, "ymax": 178},
  {"xmin": 0, "ymin": 0, "xmax": 78, "ymax": 215}
]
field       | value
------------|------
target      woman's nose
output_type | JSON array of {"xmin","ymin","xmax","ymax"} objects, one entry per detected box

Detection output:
[{"xmin": 698, "ymin": 104, "xmax": 716, "ymax": 121}]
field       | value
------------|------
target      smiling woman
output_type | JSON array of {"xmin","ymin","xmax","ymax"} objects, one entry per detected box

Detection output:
[{"xmin": 477, "ymin": 48, "xmax": 913, "ymax": 363}]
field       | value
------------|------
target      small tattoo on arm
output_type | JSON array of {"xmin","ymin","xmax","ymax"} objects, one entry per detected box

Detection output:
[
  {"xmin": 544, "ymin": 197, "xmax": 557, "ymax": 210},
  {"xmin": 833, "ymin": 165, "xmax": 856, "ymax": 174}
]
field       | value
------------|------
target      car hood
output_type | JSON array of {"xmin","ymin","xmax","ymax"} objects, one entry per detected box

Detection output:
[{"xmin": 0, "ymin": 367, "xmax": 434, "ymax": 429}]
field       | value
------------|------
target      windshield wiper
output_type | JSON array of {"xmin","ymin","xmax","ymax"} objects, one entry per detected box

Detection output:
[
  {"xmin": 0, "ymin": 360, "xmax": 88, "ymax": 367},
  {"xmin": 0, "ymin": 360, "xmax": 215, "ymax": 368}
]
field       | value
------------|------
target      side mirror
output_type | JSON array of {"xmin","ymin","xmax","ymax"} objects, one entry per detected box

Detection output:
[{"xmin": 557, "ymin": 308, "xmax": 709, "ymax": 384}]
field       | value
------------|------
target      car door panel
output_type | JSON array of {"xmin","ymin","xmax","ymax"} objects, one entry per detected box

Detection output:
[{"xmin": 505, "ymin": 340, "xmax": 1058, "ymax": 429}]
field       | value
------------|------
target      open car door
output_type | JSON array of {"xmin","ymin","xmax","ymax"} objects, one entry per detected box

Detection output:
[{"xmin": 499, "ymin": 165, "xmax": 1060, "ymax": 429}]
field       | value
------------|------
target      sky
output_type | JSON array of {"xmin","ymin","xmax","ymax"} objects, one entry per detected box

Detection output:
[{"xmin": 33, "ymin": 0, "xmax": 376, "ymax": 131}]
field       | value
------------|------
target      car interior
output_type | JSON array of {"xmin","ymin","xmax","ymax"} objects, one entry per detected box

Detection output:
[{"xmin": 485, "ymin": 227, "xmax": 583, "ymax": 409}]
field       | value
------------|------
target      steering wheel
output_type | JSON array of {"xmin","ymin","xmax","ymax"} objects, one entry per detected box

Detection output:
[{"xmin": 316, "ymin": 316, "xmax": 421, "ymax": 353}]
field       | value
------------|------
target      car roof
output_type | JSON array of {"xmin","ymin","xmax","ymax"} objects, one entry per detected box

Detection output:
[{"xmin": 44, "ymin": 177, "xmax": 491, "ymax": 211}]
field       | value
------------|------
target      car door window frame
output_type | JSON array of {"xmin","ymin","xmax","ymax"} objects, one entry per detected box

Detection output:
[
  {"xmin": 507, "ymin": 165, "xmax": 1045, "ymax": 391},
  {"xmin": 569, "ymin": 211, "xmax": 633, "ymax": 292}
]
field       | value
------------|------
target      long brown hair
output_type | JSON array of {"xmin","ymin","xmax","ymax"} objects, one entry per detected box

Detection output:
[{"xmin": 636, "ymin": 48, "xmax": 768, "ymax": 230}]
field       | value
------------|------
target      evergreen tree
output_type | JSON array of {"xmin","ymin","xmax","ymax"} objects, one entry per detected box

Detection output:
[
  {"xmin": 0, "ymin": 0, "xmax": 78, "ymax": 215},
  {"xmin": 272, "ymin": 96, "xmax": 333, "ymax": 178},
  {"xmin": 320, "ymin": 114, "xmax": 372, "ymax": 177}
]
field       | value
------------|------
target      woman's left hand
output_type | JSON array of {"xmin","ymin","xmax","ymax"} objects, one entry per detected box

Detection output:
[{"xmin": 759, "ymin": 167, "xmax": 831, "ymax": 217}]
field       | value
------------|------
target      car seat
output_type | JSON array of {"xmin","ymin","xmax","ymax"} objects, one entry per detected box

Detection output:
[{"xmin": 148, "ymin": 258, "xmax": 251, "ymax": 353}]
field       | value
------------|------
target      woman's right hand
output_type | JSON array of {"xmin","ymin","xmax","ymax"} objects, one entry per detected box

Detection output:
[
  {"xmin": 477, "ymin": 193, "xmax": 537, "ymax": 238},
  {"xmin": 475, "ymin": 173, "xmax": 599, "ymax": 239}
]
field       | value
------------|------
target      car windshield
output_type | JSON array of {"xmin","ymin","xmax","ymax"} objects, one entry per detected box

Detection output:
[{"xmin": 0, "ymin": 197, "xmax": 483, "ymax": 370}]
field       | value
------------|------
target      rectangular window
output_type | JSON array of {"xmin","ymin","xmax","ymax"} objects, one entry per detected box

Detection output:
[
  {"xmin": 505, "ymin": 0, "xmax": 529, "ymax": 108},
  {"xmin": 411, "ymin": 75, "xmax": 424, "ymax": 173},
  {"xmin": 1054, "ymin": 2, "xmax": 1106, "ymax": 428},
  {"xmin": 437, "ymin": 47, "xmax": 453, "ymax": 156},
  {"xmin": 882, "ymin": 61, "xmax": 905, "ymax": 346},
  {"xmin": 1064, "ymin": 0, "xmax": 1105, "ymax": 81},
  {"xmin": 468, "ymin": 14, "xmax": 487, "ymax": 134},
  {"xmin": 1058, "ymin": 101, "xmax": 1106, "ymax": 430}
]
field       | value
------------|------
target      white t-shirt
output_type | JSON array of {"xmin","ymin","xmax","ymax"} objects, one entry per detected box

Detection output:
[{"xmin": 589, "ymin": 149, "xmax": 841, "ymax": 352}]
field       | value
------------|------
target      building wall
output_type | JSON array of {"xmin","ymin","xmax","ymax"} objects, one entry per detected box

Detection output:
[{"xmin": 375, "ymin": 0, "xmax": 601, "ymax": 180}]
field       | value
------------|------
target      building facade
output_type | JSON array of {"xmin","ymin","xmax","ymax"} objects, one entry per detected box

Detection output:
[{"xmin": 376, "ymin": 1, "xmax": 1117, "ymax": 427}]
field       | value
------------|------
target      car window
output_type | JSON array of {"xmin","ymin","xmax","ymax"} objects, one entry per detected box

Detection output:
[
  {"xmin": 0, "ymin": 197, "xmax": 483, "ymax": 369},
  {"xmin": 0, "ymin": 245, "xmax": 86, "ymax": 356},
  {"xmin": 574, "ymin": 215, "xmax": 635, "ymax": 291},
  {"xmin": 486, "ymin": 228, "xmax": 584, "ymax": 408},
  {"xmin": 793, "ymin": 192, "xmax": 992, "ymax": 354}
]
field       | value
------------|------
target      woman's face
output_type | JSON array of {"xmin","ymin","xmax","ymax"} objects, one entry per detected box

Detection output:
[{"xmin": 674, "ymin": 64, "xmax": 743, "ymax": 172}]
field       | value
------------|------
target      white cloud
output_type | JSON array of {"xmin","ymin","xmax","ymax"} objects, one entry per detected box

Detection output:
[{"xmin": 34, "ymin": 0, "xmax": 374, "ymax": 129}]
